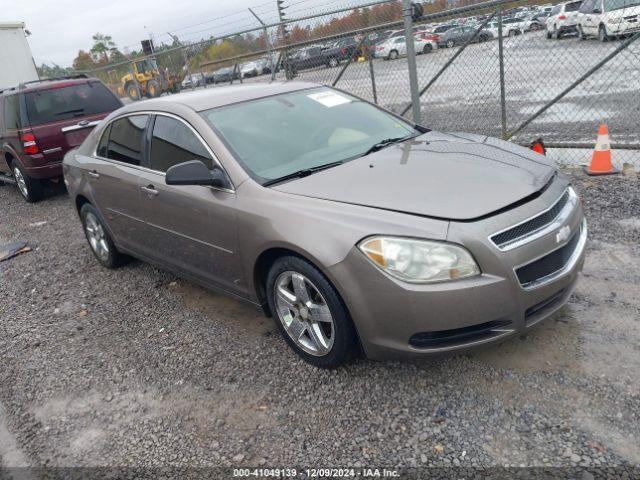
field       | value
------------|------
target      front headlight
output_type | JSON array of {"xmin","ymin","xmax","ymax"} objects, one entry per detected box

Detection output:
[
  {"xmin": 608, "ymin": 17, "xmax": 623, "ymax": 24},
  {"xmin": 358, "ymin": 237, "xmax": 480, "ymax": 283}
]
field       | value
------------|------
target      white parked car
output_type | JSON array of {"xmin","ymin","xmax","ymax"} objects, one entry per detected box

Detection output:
[
  {"xmin": 577, "ymin": 0, "xmax": 640, "ymax": 41},
  {"xmin": 240, "ymin": 61, "xmax": 260, "ymax": 78},
  {"xmin": 181, "ymin": 73, "xmax": 205, "ymax": 89},
  {"xmin": 546, "ymin": 1, "xmax": 584, "ymax": 38},
  {"xmin": 373, "ymin": 35, "xmax": 436, "ymax": 59}
]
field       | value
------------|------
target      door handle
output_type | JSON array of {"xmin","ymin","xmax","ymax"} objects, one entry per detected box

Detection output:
[
  {"xmin": 140, "ymin": 185, "xmax": 159, "ymax": 196},
  {"xmin": 87, "ymin": 170, "xmax": 100, "ymax": 179}
]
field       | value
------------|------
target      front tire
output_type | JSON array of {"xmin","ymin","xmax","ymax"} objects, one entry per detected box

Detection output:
[
  {"xmin": 328, "ymin": 57, "xmax": 339, "ymax": 68},
  {"xmin": 446, "ymin": 40, "xmax": 455, "ymax": 48},
  {"xmin": 422, "ymin": 43, "xmax": 433, "ymax": 54},
  {"xmin": 266, "ymin": 256, "xmax": 357, "ymax": 368},
  {"xmin": 13, "ymin": 163, "xmax": 43, "ymax": 203},
  {"xmin": 389, "ymin": 49, "xmax": 399, "ymax": 60},
  {"xmin": 146, "ymin": 79, "xmax": 160, "ymax": 98},
  {"xmin": 80, "ymin": 203, "xmax": 128, "ymax": 269}
]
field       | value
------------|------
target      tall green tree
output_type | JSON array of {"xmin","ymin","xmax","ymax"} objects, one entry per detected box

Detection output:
[{"xmin": 90, "ymin": 33, "xmax": 116, "ymax": 63}]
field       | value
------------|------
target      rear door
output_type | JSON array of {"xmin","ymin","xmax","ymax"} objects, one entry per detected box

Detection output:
[
  {"xmin": 84, "ymin": 114, "xmax": 150, "ymax": 253},
  {"xmin": 23, "ymin": 81, "xmax": 122, "ymax": 163},
  {"xmin": 135, "ymin": 114, "xmax": 242, "ymax": 294}
]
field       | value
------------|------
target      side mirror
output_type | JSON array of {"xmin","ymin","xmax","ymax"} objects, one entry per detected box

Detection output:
[
  {"xmin": 592, "ymin": 8, "xmax": 602, "ymax": 13},
  {"xmin": 165, "ymin": 160, "xmax": 231, "ymax": 190}
]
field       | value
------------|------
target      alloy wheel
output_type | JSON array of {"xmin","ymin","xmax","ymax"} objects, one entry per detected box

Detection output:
[
  {"xmin": 446, "ymin": 40, "xmax": 454, "ymax": 48},
  {"xmin": 84, "ymin": 212, "xmax": 110, "ymax": 262},
  {"xmin": 274, "ymin": 271, "xmax": 335, "ymax": 357},
  {"xmin": 13, "ymin": 167, "xmax": 28, "ymax": 199}
]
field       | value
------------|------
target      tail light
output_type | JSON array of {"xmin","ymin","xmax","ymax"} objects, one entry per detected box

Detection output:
[
  {"xmin": 558, "ymin": 14, "xmax": 566, "ymax": 19},
  {"xmin": 341, "ymin": 47, "xmax": 346, "ymax": 56},
  {"xmin": 21, "ymin": 132, "xmax": 39, "ymax": 155}
]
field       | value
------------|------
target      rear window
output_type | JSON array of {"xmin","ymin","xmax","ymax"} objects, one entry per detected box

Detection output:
[
  {"xmin": 24, "ymin": 82, "xmax": 122, "ymax": 126},
  {"xmin": 565, "ymin": 1, "xmax": 582, "ymax": 11}
]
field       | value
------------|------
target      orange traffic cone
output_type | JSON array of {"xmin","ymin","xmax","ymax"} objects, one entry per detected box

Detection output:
[
  {"xmin": 585, "ymin": 123, "xmax": 618, "ymax": 175},
  {"xmin": 530, "ymin": 137, "xmax": 546, "ymax": 155}
]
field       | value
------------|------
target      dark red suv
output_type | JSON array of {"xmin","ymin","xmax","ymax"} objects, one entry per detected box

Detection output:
[{"xmin": 0, "ymin": 75, "xmax": 122, "ymax": 202}]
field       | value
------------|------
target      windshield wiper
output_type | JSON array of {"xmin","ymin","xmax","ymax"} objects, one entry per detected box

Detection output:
[
  {"xmin": 361, "ymin": 136, "xmax": 412, "ymax": 157},
  {"xmin": 55, "ymin": 108, "xmax": 85, "ymax": 116},
  {"xmin": 263, "ymin": 161, "xmax": 343, "ymax": 186}
]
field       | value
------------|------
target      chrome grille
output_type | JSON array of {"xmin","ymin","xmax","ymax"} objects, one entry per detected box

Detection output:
[
  {"xmin": 491, "ymin": 188, "xmax": 574, "ymax": 251},
  {"xmin": 515, "ymin": 219, "xmax": 586, "ymax": 289}
]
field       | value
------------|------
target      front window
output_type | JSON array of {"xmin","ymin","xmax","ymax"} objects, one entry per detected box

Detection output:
[
  {"xmin": 605, "ymin": 0, "xmax": 640, "ymax": 9},
  {"xmin": 200, "ymin": 87, "xmax": 419, "ymax": 184}
]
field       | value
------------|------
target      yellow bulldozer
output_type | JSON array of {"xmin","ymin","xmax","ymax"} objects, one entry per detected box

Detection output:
[{"xmin": 118, "ymin": 58, "xmax": 181, "ymax": 101}]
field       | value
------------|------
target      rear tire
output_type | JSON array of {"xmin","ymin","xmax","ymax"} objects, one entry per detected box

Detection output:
[
  {"xmin": 266, "ymin": 255, "xmax": 357, "ymax": 369},
  {"xmin": 328, "ymin": 57, "xmax": 339, "ymax": 68},
  {"xmin": 80, "ymin": 203, "xmax": 128, "ymax": 269},
  {"xmin": 599, "ymin": 25, "xmax": 609, "ymax": 42},
  {"xmin": 422, "ymin": 44, "xmax": 433, "ymax": 54},
  {"xmin": 578, "ymin": 25, "xmax": 586, "ymax": 40},
  {"xmin": 389, "ymin": 49, "xmax": 399, "ymax": 60},
  {"xmin": 446, "ymin": 40, "xmax": 455, "ymax": 48},
  {"xmin": 12, "ymin": 163, "xmax": 43, "ymax": 203}
]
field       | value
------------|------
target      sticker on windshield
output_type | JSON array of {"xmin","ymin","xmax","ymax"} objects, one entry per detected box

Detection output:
[{"xmin": 307, "ymin": 91, "xmax": 351, "ymax": 108}]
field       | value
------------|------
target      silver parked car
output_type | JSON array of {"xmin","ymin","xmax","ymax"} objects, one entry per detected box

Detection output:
[{"xmin": 63, "ymin": 82, "xmax": 587, "ymax": 368}]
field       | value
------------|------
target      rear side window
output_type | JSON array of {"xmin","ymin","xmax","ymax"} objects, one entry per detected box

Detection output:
[
  {"xmin": 3, "ymin": 95, "xmax": 21, "ymax": 130},
  {"xmin": 149, "ymin": 116, "xmax": 213, "ymax": 172},
  {"xmin": 97, "ymin": 124, "xmax": 111, "ymax": 158},
  {"xmin": 566, "ymin": 1, "xmax": 582, "ymax": 11},
  {"xmin": 106, "ymin": 115, "xmax": 148, "ymax": 166},
  {"xmin": 24, "ymin": 82, "xmax": 121, "ymax": 126}
]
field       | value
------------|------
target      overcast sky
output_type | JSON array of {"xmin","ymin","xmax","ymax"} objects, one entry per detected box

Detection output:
[{"xmin": 10, "ymin": 0, "xmax": 353, "ymax": 67}]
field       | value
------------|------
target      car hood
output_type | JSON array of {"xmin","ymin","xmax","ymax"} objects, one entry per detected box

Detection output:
[{"xmin": 272, "ymin": 131, "xmax": 556, "ymax": 221}]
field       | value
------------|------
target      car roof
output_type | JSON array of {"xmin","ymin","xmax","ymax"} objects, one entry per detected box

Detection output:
[{"xmin": 122, "ymin": 81, "xmax": 320, "ymax": 113}]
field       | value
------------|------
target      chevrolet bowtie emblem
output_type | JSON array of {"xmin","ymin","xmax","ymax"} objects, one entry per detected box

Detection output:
[{"xmin": 556, "ymin": 225, "xmax": 571, "ymax": 243}]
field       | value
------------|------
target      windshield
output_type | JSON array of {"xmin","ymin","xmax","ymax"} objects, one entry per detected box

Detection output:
[
  {"xmin": 606, "ymin": 0, "xmax": 640, "ymax": 9},
  {"xmin": 24, "ymin": 82, "xmax": 121, "ymax": 126},
  {"xmin": 200, "ymin": 87, "xmax": 419, "ymax": 184}
]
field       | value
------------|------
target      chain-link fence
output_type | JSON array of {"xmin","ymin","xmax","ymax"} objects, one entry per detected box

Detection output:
[{"xmin": 76, "ymin": 0, "xmax": 640, "ymax": 168}]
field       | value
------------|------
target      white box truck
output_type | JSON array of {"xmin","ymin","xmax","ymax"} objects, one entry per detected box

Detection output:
[{"xmin": 0, "ymin": 22, "xmax": 39, "ymax": 90}]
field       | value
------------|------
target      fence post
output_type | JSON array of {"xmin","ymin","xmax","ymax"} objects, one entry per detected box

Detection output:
[
  {"xmin": 277, "ymin": 0, "xmax": 293, "ymax": 80},
  {"xmin": 128, "ymin": 62, "xmax": 142, "ymax": 101},
  {"xmin": 497, "ymin": 8, "xmax": 507, "ymax": 139},
  {"xmin": 249, "ymin": 8, "xmax": 276, "ymax": 82},
  {"xmin": 182, "ymin": 47, "xmax": 194, "ymax": 91},
  {"xmin": 402, "ymin": 0, "xmax": 421, "ymax": 123},
  {"xmin": 368, "ymin": 53, "xmax": 378, "ymax": 104}
]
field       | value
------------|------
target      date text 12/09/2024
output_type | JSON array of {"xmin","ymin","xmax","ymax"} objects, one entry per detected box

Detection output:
[{"xmin": 233, "ymin": 468, "xmax": 401, "ymax": 477}]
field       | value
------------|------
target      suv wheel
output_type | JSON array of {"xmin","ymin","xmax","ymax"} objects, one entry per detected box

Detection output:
[
  {"xmin": 80, "ymin": 203, "xmax": 128, "ymax": 268},
  {"xmin": 578, "ymin": 24, "xmax": 586, "ymax": 40},
  {"xmin": 266, "ymin": 256, "xmax": 357, "ymax": 368},
  {"xmin": 13, "ymin": 163, "xmax": 43, "ymax": 203},
  {"xmin": 599, "ymin": 25, "xmax": 609, "ymax": 42}
]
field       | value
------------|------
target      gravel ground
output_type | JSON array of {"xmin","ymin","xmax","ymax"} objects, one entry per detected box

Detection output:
[{"xmin": 0, "ymin": 167, "xmax": 639, "ymax": 478}]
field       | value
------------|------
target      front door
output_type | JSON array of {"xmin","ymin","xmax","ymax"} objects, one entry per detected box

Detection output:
[{"xmin": 135, "ymin": 114, "xmax": 242, "ymax": 295}]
